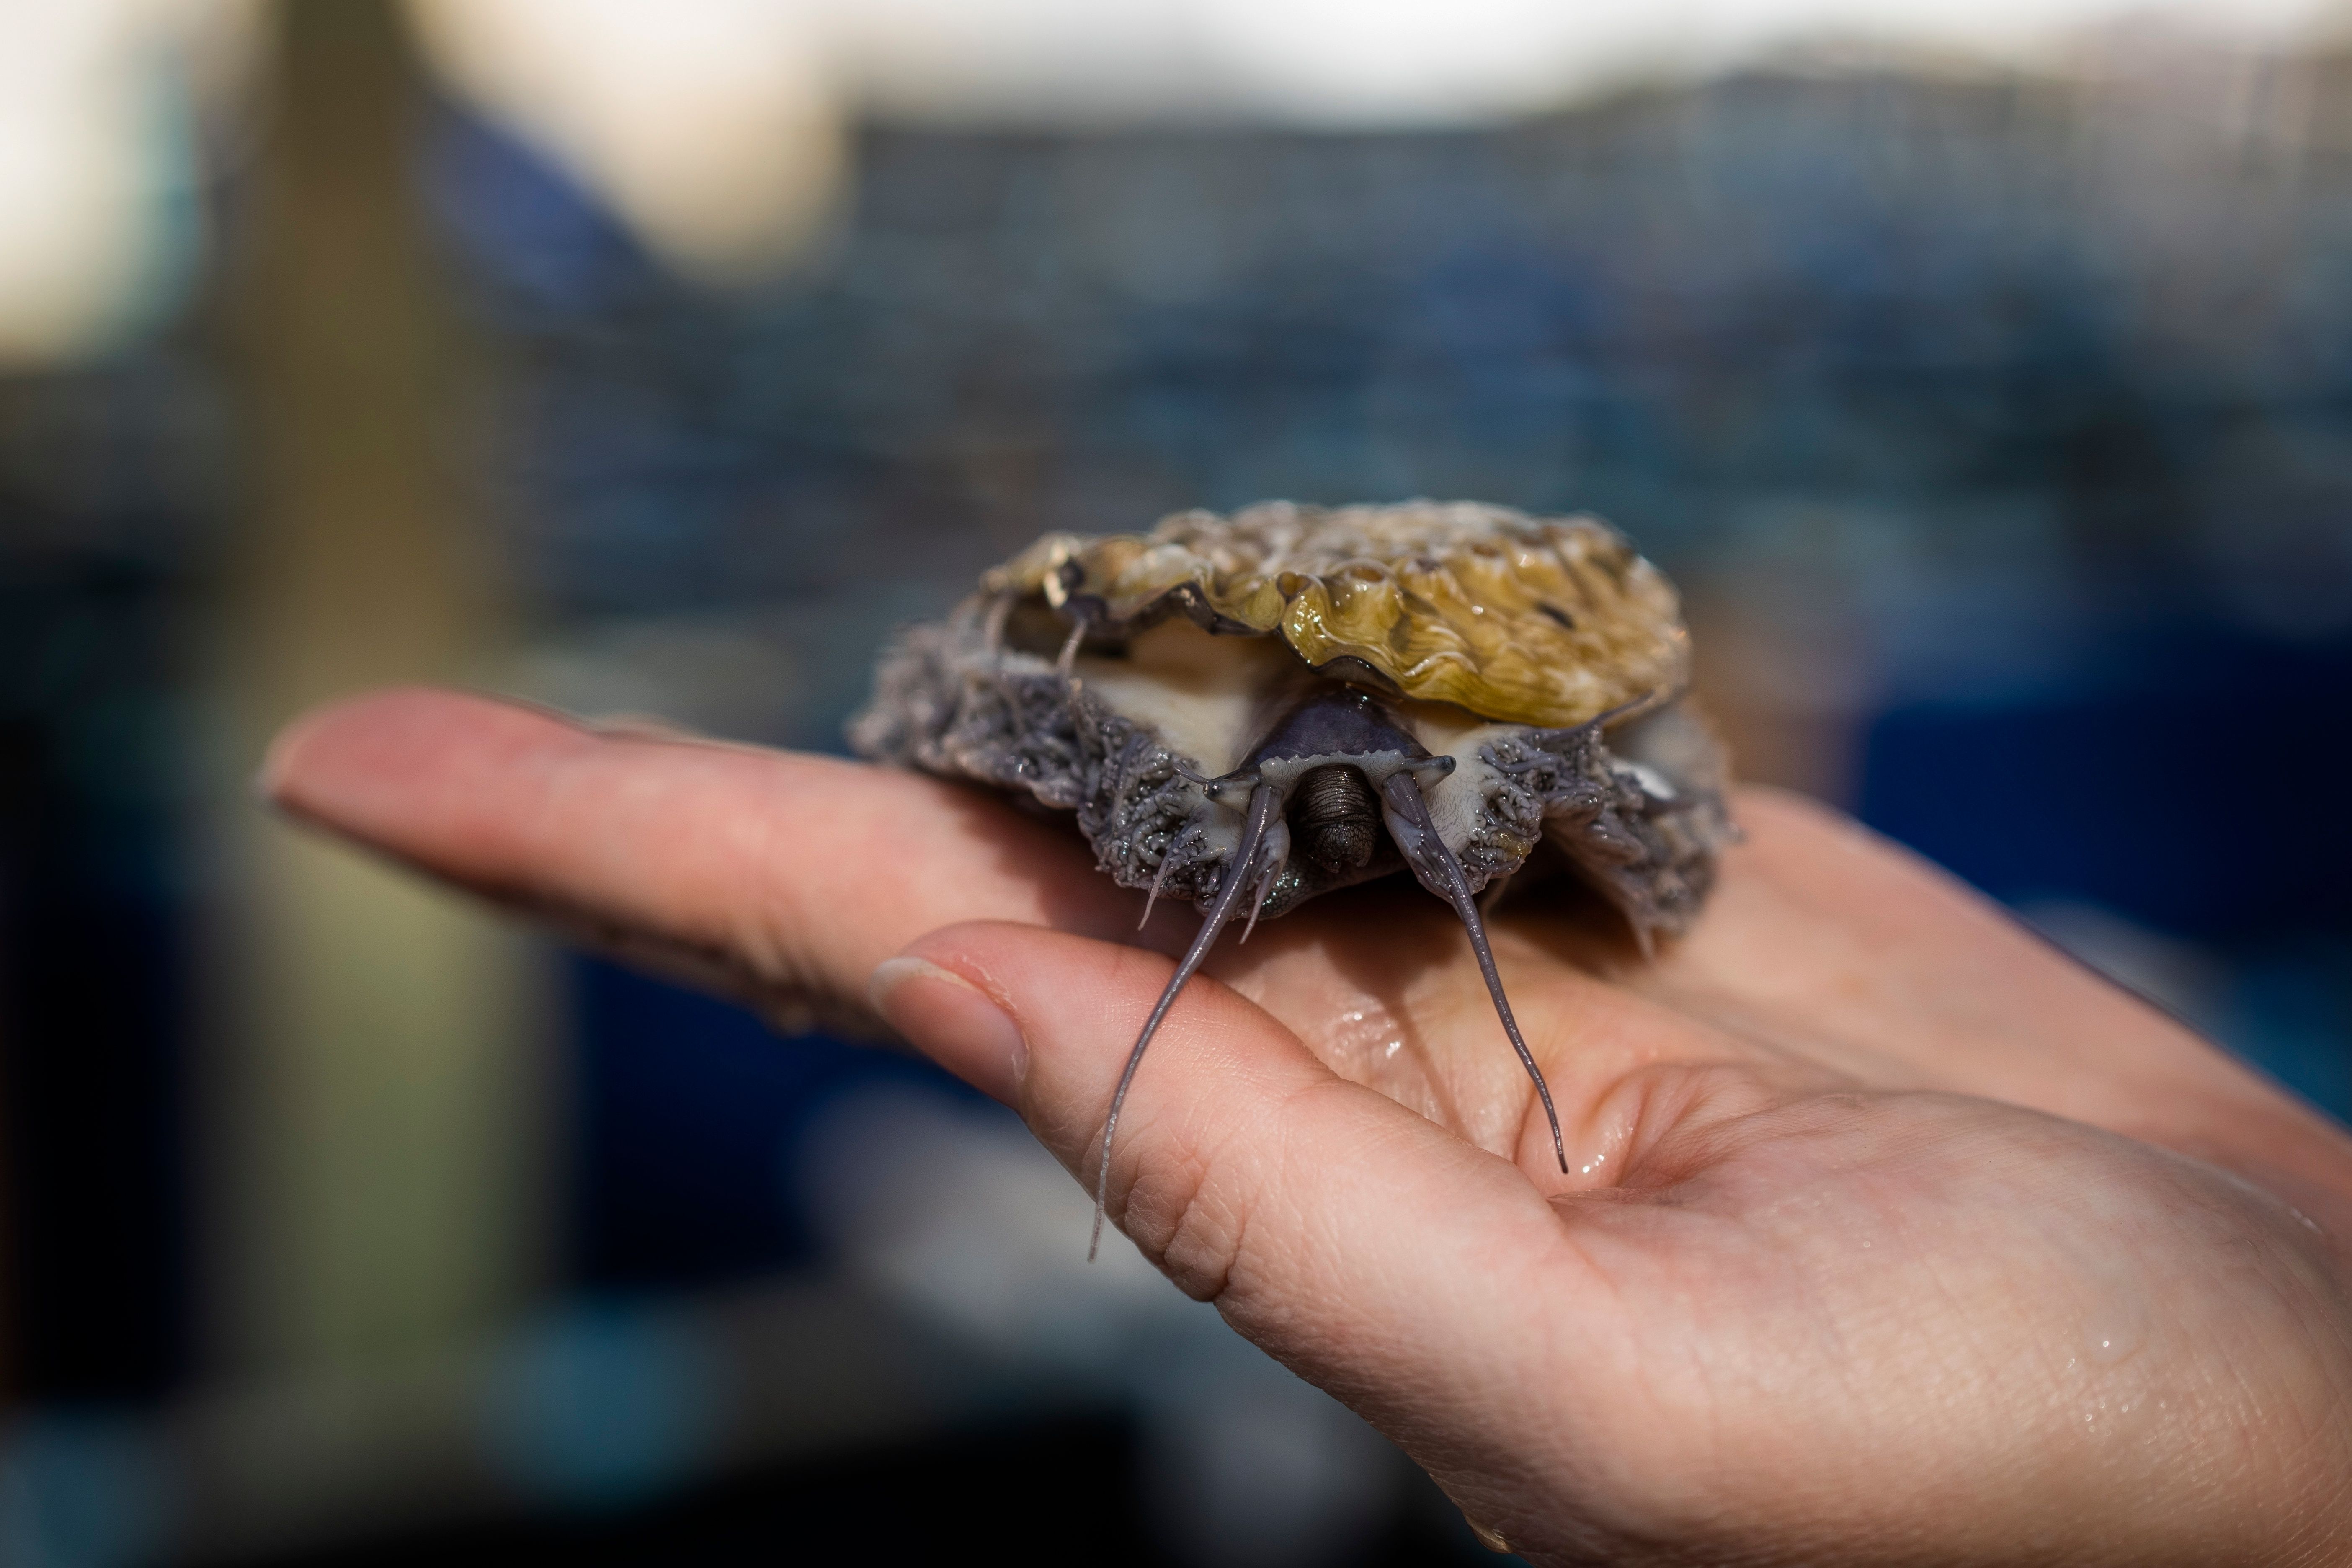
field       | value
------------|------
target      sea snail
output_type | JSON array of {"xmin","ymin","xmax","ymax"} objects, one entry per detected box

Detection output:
[{"xmin": 851, "ymin": 500, "xmax": 1736, "ymax": 1253}]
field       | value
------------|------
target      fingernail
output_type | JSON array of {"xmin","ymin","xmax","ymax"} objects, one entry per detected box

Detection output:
[
  {"xmin": 1465, "ymin": 1517, "xmax": 1514, "ymax": 1555},
  {"xmin": 251, "ymin": 725, "xmax": 306, "ymax": 806},
  {"xmin": 869, "ymin": 956, "xmax": 1027, "ymax": 1106}
]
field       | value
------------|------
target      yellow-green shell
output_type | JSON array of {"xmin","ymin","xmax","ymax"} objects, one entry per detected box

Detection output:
[{"xmin": 982, "ymin": 500, "xmax": 1689, "ymax": 730}]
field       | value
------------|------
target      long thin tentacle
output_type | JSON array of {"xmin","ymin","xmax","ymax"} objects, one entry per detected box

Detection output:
[
  {"xmin": 1055, "ymin": 616, "xmax": 1088, "ymax": 678},
  {"xmin": 1237, "ymin": 839, "xmax": 1285, "ymax": 946},
  {"xmin": 1378, "ymin": 771, "xmax": 1569, "ymax": 1175},
  {"xmin": 981, "ymin": 592, "xmax": 1014, "ymax": 653},
  {"xmin": 1140, "ymin": 837, "xmax": 1179, "ymax": 930},
  {"xmin": 1091, "ymin": 781, "xmax": 1281, "ymax": 1260}
]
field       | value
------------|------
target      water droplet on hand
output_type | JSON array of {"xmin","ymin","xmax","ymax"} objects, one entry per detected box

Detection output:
[{"xmin": 2083, "ymin": 1293, "xmax": 2148, "ymax": 1366}]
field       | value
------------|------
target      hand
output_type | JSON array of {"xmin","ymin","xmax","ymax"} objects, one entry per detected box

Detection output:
[{"xmin": 264, "ymin": 688, "xmax": 2352, "ymax": 1566}]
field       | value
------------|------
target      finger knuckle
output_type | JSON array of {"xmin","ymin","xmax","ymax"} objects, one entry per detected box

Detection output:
[{"xmin": 1124, "ymin": 1133, "xmax": 1247, "ymax": 1302}]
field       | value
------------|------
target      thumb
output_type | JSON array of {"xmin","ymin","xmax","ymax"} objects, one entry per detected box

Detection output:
[{"xmin": 867, "ymin": 921, "xmax": 1599, "ymax": 1475}]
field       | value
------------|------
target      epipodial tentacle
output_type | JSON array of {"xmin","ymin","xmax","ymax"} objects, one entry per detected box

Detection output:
[
  {"xmin": 1378, "ymin": 770, "xmax": 1570, "ymax": 1176},
  {"xmin": 1091, "ymin": 779, "xmax": 1282, "ymax": 1261}
]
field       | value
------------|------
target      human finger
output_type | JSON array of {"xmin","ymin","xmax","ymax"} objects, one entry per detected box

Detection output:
[
  {"xmin": 869, "ymin": 921, "xmax": 1788, "ymax": 1442},
  {"xmin": 259, "ymin": 686, "xmax": 1140, "ymax": 1027}
]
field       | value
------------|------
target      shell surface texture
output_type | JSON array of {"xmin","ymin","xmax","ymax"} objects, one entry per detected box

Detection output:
[{"xmin": 852, "ymin": 500, "xmax": 1736, "ymax": 1254}]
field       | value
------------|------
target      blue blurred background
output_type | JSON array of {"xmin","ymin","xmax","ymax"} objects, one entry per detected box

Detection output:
[{"xmin": 3, "ymin": 0, "xmax": 2349, "ymax": 1563}]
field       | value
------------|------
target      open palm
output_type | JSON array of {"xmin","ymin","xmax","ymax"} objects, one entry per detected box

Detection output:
[{"xmin": 267, "ymin": 688, "xmax": 2352, "ymax": 1566}]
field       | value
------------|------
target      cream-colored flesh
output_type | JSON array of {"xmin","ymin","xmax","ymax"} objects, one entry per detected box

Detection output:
[
  {"xmin": 1073, "ymin": 620, "xmax": 1309, "ymax": 777},
  {"xmin": 1392, "ymin": 700, "xmax": 1528, "ymax": 856},
  {"xmin": 1073, "ymin": 621, "xmax": 1531, "ymax": 867}
]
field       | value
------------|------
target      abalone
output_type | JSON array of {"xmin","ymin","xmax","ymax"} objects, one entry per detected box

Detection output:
[{"xmin": 852, "ymin": 500, "xmax": 1734, "ymax": 1251}]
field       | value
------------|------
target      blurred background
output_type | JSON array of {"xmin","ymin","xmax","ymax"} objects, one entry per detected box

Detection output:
[{"xmin": 5, "ymin": 0, "xmax": 2351, "ymax": 1563}]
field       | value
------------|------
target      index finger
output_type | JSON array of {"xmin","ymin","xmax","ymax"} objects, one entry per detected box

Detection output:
[{"xmin": 260, "ymin": 686, "xmax": 1140, "ymax": 1025}]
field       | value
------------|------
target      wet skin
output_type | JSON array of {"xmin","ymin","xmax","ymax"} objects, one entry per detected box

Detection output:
[{"xmin": 264, "ymin": 687, "xmax": 2352, "ymax": 1567}]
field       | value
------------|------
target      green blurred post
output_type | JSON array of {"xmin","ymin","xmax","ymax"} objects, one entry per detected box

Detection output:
[{"xmin": 207, "ymin": 0, "xmax": 549, "ymax": 1376}]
